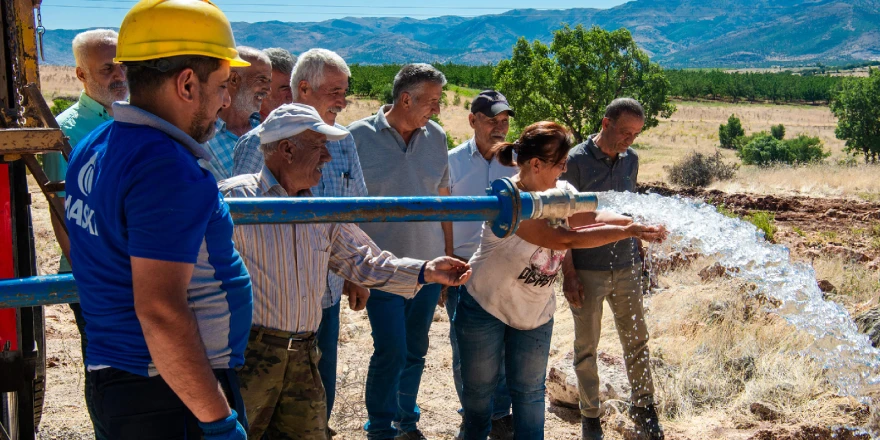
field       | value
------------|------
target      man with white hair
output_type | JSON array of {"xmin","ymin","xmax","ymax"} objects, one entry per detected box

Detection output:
[
  {"xmin": 221, "ymin": 103, "xmax": 471, "ymax": 439},
  {"xmin": 200, "ymin": 46, "xmax": 271, "ymax": 180},
  {"xmin": 258, "ymin": 48, "xmax": 295, "ymax": 121},
  {"xmin": 47, "ymin": 28, "xmax": 128, "ymax": 440},
  {"xmin": 233, "ymin": 48, "xmax": 369, "ymax": 427}
]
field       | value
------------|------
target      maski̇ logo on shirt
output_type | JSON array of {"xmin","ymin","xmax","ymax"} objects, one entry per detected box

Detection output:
[
  {"xmin": 65, "ymin": 152, "xmax": 99, "ymax": 236},
  {"xmin": 78, "ymin": 153, "xmax": 98, "ymax": 196}
]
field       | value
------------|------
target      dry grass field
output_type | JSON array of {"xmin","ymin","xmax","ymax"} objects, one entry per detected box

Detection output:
[{"xmin": 30, "ymin": 66, "xmax": 880, "ymax": 439}]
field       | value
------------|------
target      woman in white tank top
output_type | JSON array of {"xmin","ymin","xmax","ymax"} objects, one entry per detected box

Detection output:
[{"xmin": 455, "ymin": 121, "xmax": 667, "ymax": 440}]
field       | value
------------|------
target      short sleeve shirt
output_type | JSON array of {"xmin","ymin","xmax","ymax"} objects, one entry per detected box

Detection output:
[
  {"xmin": 65, "ymin": 103, "xmax": 251, "ymax": 377},
  {"xmin": 559, "ymin": 134, "xmax": 640, "ymax": 271},
  {"xmin": 347, "ymin": 105, "xmax": 450, "ymax": 260}
]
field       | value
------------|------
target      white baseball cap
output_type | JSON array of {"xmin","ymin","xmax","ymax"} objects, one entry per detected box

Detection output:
[{"xmin": 257, "ymin": 103, "xmax": 349, "ymax": 144}]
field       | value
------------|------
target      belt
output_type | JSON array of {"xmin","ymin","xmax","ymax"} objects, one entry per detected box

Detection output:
[{"xmin": 249, "ymin": 328, "xmax": 316, "ymax": 350}]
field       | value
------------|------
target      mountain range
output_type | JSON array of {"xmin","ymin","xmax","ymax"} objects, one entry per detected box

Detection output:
[{"xmin": 42, "ymin": 0, "xmax": 880, "ymax": 68}]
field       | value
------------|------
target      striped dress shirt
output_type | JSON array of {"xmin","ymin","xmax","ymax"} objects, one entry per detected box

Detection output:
[
  {"xmin": 232, "ymin": 128, "xmax": 369, "ymax": 308},
  {"xmin": 219, "ymin": 165, "xmax": 425, "ymax": 333}
]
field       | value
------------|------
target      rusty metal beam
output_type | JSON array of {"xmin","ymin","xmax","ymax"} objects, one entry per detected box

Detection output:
[
  {"xmin": 22, "ymin": 84, "xmax": 71, "ymax": 158},
  {"xmin": 0, "ymin": 128, "xmax": 65, "ymax": 155}
]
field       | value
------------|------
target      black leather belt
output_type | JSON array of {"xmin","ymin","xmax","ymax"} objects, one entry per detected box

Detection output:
[{"xmin": 249, "ymin": 328, "xmax": 315, "ymax": 350}]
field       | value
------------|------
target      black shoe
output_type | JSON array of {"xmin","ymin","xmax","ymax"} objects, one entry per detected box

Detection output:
[
  {"xmin": 628, "ymin": 405, "xmax": 664, "ymax": 440},
  {"xmin": 395, "ymin": 429, "xmax": 428, "ymax": 440},
  {"xmin": 489, "ymin": 414, "xmax": 514, "ymax": 440},
  {"xmin": 581, "ymin": 416, "xmax": 603, "ymax": 440}
]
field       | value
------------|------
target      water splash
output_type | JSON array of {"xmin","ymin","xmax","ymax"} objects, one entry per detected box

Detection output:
[{"xmin": 598, "ymin": 191, "xmax": 880, "ymax": 398}]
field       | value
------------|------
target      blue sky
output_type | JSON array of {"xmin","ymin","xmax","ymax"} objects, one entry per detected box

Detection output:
[{"xmin": 41, "ymin": 0, "xmax": 630, "ymax": 29}]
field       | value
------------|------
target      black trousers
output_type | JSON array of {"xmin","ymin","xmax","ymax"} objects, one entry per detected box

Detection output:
[{"xmin": 89, "ymin": 367, "xmax": 247, "ymax": 440}]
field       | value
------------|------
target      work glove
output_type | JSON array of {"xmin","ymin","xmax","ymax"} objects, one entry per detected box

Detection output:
[{"xmin": 198, "ymin": 409, "xmax": 247, "ymax": 440}]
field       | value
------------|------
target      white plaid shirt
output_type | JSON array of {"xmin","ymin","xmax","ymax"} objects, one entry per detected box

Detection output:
[
  {"xmin": 232, "ymin": 126, "xmax": 369, "ymax": 308},
  {"xmin": 218, "ymin": 166, "xmax": 422, "ymax": 333}
]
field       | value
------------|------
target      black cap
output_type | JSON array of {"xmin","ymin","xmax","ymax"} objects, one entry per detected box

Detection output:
[{"xmin": 470, "ymin": 90, "xmax": 515, "ymax": 118}]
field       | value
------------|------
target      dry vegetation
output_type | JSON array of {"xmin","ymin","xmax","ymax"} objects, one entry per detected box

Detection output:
[{"xmin": 30, "ymin": 67, "xmax": 880, "ymax": 439}]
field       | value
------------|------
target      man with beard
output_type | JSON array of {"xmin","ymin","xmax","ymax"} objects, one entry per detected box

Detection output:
[
  {"xmin": 233, "ymin": 50, "xmax": 369, "ymax": 431},
  {"xmin": 258, "ymin": 48, "xmax": 295, "ymax": 122},
  {"xmin": 348, "ymin": 63, "xmax": 452, "ymax": 440},
  {"xmin": 64, "ymin": 1, "xmax": 251, "ymax": 438},
  {"xmin": 445, "ymin": 90, "xmax": 516, "ymax": 439},
  {"xmin": 200, "ymin": 46, "xmax": 271, "ymax": 180},
  {"xmin": 48, "ymin": 29, "xmax": 128, "ymax": 439}
]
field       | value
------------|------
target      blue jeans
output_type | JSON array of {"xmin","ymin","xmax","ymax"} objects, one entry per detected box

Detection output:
[
  {"xmin": 317, "ymin": 300, "xmax": 341, "ymax": 420},
  {"xmin": 364, "ymin": 284, "xmax": 442, "ymax": 439},
  {"xmin": 446, "ymin": 285, "xmax": 512, "ymax": 420},
  {"xmin": 456, "ymin": 289, "xmax": 553, "ymax": 440}
]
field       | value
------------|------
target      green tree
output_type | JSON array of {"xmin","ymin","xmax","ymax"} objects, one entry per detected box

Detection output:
[
  {"xmin": 770, "ymin": 124, "xmax": 785, "ymax": 140},
  {"xmin": 494, "ymin": 25, "xmax": 675, "ymax": 143},
  {"xmin": 719, "ymin": 114, "xmax": 744, "ymax": 149},
  {"xmin": 830, "ymin": 69, "xmax": 880, "ymax": 163}
]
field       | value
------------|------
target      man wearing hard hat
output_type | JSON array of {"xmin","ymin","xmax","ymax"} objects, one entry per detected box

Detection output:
[{"xmin": 64, "ymin": 1, "xmax": 252, "ymax": 439}]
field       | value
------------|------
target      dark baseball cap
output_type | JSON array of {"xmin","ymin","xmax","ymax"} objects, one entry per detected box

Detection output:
[{"xmin": 470, "ymin": 90, "xmax": 515, "ymax": 118}]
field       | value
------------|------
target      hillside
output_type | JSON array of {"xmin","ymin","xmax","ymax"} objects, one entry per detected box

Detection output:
[{"xmin": 42, "ymin": 0, "xmax": 880, "ymax": 67}]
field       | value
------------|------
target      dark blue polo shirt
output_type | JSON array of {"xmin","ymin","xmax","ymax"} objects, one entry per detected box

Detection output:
[{"xmin": 560, "ymin": 134, "xmax": 640, "ymax": 271}]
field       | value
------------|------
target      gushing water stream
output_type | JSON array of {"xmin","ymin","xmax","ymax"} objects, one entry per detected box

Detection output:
[{"xmin": 598, "ymin": 191, "xmax": 880, "ymax": 398}]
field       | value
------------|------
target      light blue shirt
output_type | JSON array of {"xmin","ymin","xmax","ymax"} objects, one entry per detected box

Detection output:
[
  {"xmin": 231, "ymin": 125, "xmax": 369, "ymax": 308},
  {"xmin": 448, "ymin": 138, "xmax": 516, "ymax": 259},
  {"xmin": 50, "ymin": 91, "xmax": 114, "ymax": 273}
]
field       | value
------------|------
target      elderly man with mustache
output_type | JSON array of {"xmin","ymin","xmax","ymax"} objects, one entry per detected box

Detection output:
[{"xmin": 200, "ymin": 46, "xmax": 271, "ymax": 180}]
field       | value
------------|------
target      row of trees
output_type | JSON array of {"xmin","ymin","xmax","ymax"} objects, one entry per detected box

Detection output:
[
  {"xmin": 348, "ymin": 62, "xmax": 848, "ymax": 109},
  {"xmin": 665, "ymin": 70, "xmax": 844, "ymax": 103}
]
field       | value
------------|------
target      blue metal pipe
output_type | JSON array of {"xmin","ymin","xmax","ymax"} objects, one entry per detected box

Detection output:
[
  {"xmin": 227, "ymin": 196, "xmax": 513, "ymax": 224},
  {"xmin": 0, "ymin": 274, "xmax": 78, "ymax": 308},
  {"xmin": 0, "ymin": 178, "xmax": 599, "ymax": 308}
]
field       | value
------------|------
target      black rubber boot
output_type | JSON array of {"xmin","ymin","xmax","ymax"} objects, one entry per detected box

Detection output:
[
  {"xmin": 628, "ymin": 404, "xmax": 665, "ymax": 440},
  {"xmin": 581, "ymin": 416, "xmax": 603, "ymax": 440}
]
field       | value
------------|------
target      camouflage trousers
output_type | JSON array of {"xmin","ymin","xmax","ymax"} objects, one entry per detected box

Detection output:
[{"xmin": 238, "ymin": 327, "xmax": 329, "ymax": 440}]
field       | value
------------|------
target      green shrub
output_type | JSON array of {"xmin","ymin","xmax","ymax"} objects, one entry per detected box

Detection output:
[
  {"xmin": 452, "ymin": 94, "xmax": 461, "ymax": 106},
  {"xmin": 666, "ymin": 151, "xmax": 738, "ymax": 187},
  {"xmin": 785, "ymin": 134, "xmax": 831, "ymax": 163},
  {"xmin": 770, "ymin": 124, "xmax": 785, "ymax": 140},
  {"xmin": 464, "ymin": 101, "xmax": 470, "ymax": 110},
  {"xmin": 50, "ymin": 98, "xmax": 75, "ymax": 116},
  {"xmin": 719, "ymin": 114, "xmax": 745, "ymax": 149},
  {"xmin": 745, "ymin": 211, "xmax": 776, "ymax": 242},
  {"xmin": 737, "ymin": 133, "xmax": 829, "ymax": 165}
]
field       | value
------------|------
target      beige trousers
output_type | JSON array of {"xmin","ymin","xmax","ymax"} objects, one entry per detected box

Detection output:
[{"xmin": 571, "ymin": 267, "xmax": 655, "ymax": 418}]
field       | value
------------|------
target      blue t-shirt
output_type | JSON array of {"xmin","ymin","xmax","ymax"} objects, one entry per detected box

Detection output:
[{"xmin": 65, "ymin": 103, "xmax": 251, "ymax": 377}]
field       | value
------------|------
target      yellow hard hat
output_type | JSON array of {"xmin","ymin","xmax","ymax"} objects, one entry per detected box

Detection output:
[{"xmin": 115, "ymin": 0, "xmax": 250, "ymax": 67}]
